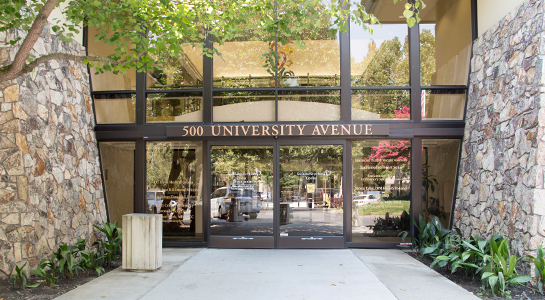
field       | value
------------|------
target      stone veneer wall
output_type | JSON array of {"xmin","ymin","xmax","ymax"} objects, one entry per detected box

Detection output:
[
  {"xmin": 0, "ymin": 27, "xmax": 107, "ymax": 277},
  {"xmin": 455, "ymin": 0, "xmax": 545, "ymax": 263}
]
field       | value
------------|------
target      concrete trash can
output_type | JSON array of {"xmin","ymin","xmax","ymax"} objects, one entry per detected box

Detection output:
[
  {"xmin": 122, "ymin": 213, "xmax": 162, "ymax": 271},
  {"xmin": 279, "ymin": 203, "xmax": 293, "ymax": 225},
  {"xmin": 227, "ymin": 198, "xmax": 243, "ymax": 222}
]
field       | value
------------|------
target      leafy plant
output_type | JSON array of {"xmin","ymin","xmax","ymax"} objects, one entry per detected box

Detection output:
[
  {"xmin": 481, "ymin": 238, "xmax": 531, "ymax": 296},
  {"xmin": 400, "ymin": 215, "xmax": 450, "ymax": 257},
  {"xmin": 11, "ymin": 262, "xmax": 40, "ymax": 289},
  {"xmin": 79, "ymin": 250, "xmax": 106, "ymax": 276},
  {"xmin": 32, "ymin": 258, "xmax": 59, "ymax": 287},
  {"xmin": 530, "ymin": 245, "xmax": 545, "ymax": 294},
  {"xmin": 52, "ymin": 243, "xmax": 83, "ymax": 279},
  {"xmin": 93, "ymin": 221, "xmax": 123, "ymax": 266},
  {"xmin": 432, "ymin": 234, "xmax": 501, "ymax": 278}
]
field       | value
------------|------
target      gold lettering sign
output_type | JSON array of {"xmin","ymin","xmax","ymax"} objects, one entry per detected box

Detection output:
[{"xmin": 167, "ymin": 124, "xmax": 388, "ymax": 138}]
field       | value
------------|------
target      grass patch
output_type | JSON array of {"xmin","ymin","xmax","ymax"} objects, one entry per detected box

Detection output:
[{"xmin": 359, "ymin": 200, "xmax": 410, "ymax": 216}]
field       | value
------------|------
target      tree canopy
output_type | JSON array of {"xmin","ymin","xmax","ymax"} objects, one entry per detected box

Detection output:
[{"xmin": 0, "ymin": 0, "xmax": 425, "ymax": 87}]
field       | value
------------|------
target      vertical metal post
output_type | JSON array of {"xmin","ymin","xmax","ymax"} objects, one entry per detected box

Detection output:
[
  {"xmin": 203, "ymin": 140, "xmax": 210, "ymax": 244},
  {"xmin": 340, "ymin": 7, "xmax": 351, "ymax": 122},
  {"xmin": 343, "ymin": 141, "xmax": 352, "ymax": 244},
  {"xmin": 408, "ymin": 22, "xmax": 421, "ymax": 121},
  {"xmin": 273, "ymin": 141, "xmax": 280, "ymax": 248},
  {"xmin": 203, "ymin": 33, "xmax": 213, "ymax": 124},
  {"xmin": 411, "ymin": 138, "xmax": 422, "ymax": 237},
  {"xmin": 135, "ymin": 71, "xmax": 146, "ymax": 125},
  {"xmin": 134, "ymin": 139, "xmax": 146, "ymax": 213}
]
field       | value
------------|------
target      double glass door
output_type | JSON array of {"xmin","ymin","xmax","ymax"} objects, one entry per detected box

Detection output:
[{"xmin": 210, "ymin": 143, "xmax": 344, "ymax": 248}]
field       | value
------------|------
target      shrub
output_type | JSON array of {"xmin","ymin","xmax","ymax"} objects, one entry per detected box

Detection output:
[
  {"xmin": 93, "ymin": 221, "xmax": 122, "ymax": 266},
  {"xmin": 11, "ymin": 262, "xmax": 40, "ymax": 289}
]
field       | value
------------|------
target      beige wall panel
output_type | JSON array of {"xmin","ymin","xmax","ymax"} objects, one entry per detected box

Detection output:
[{"xmin": 478, "ymin": 0, "xmax": 526, "ymax": 37}]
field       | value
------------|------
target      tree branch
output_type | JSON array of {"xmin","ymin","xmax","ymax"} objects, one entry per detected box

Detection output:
[
  {"xmin": 3, "ymin": 0, "xmax": 60, "ymax": 84},
  {"xmin": 0, "ymin": 53, "xmax": 137, "ymax": 85}
]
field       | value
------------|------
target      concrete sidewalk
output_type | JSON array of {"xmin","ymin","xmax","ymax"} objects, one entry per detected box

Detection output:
[{"xmin": 55, "ymin": 248, "xmax": 479, "ymax": 300}]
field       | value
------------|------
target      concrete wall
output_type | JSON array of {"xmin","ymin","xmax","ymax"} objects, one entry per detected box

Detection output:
[{"xmin": 0, "ymin": 26, "xmax": 107, "ymax": 277}]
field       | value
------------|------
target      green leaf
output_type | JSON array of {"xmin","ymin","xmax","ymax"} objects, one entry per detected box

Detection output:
[
  {"xmin": 403, "ymin": 10, "xmax": 414, "ymax": 19},
  {"xmin": 508, "ymin": 275, "xmax": 532, "ymax": 284},
  {"xmin": 407, "ymin": 17, "xmax": 416, "ymax": 28}
]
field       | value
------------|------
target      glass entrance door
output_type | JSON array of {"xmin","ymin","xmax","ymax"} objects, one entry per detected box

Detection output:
[
  {"xmin": 278, "ymin": 145, "xmax": 344, "ymax": 248},
  {"xmin": 210, "ymin": 145, "xmax": 274, "ymax": 248},
  {"xmin": 209, "ymin": 143, "xmax": 344, "ymax": 248}
]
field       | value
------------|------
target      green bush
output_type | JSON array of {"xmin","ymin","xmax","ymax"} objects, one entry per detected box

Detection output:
[
  {"xmin": 481, "ymin": 238, "xmax": 531, "ymax": 296},
  {"xmin": 405, "ymin": 215, "xmax": 532, "ymax": 296},
  {"xmin": 93, "ymin": 221, "xmax": 122, "ymax": 266},
  {"xmin": 11, "ymin": 262, "xmax": 40, "ymax": 289}
]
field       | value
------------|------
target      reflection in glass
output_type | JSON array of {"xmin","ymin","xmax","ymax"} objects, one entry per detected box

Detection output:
[
  {"xmin": 87, "ymin": 27, "xmax": 136, "ymax": 91},
  {"xmin": 213, "ymin": 91, "xmax": 275, "ymax": 122},
  {"xmin": 146, "ymin": 142, "xmax": 203, "ymax": 243},
  {"xmin": 352, "ymin": 140, "xmax": 411, "ymax": 243},
  {"xmin": 213, "ymin": 41, "xmax": 272, "ymax": 88},
  {"xmin": 146, "ymin": 92, "xmax": 203, "ymax": 123},
  {"xmin": 423, "ymin": 139, "xmax": 461, "ymax": 227},
  {"xmin": 351, "ymin": 90, "xmax": 410, "ymax": 120},
  {"xmin": 422, "ymin": 89, "xmax": 466, "ymax": 120},
  {"xmin": 213, "ymin": 18, "xmax": 339, "ymax": 88},
  {"xmin": 350, "ymin": 23, "xmax": 409, "ymax": 86},
  {"xmin": 419, "ymin": 0, "xmax": 472, "ymax": 86},
  {"xmin": 147, "ymin": 45, "xmax": 203, "ymax": 89},
  {"xmin": 93, "ymin": 94, "xmax": 135, "ymax": 124},
  {"xmin": 278, "ymin": 90, "xmax": 340, "ymax": 121},
  {"xmin": 210, "ymin": 146, "xmax": 274, "ymax": 236},
  {"xmin": 279, "ymin": 145, "xmax": 343, "ymax": 237},
  {"xmin": 100, "ymin": 142, "xmax": 135, "ymax": 229}
]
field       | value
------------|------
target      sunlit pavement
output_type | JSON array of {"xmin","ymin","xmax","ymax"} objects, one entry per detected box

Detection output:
[{"xmin": 55, "ymin": 248, "xmax": 479, "ymax": 300}]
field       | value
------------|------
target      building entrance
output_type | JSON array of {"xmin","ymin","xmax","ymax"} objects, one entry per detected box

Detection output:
[{"xmin": 209, "ymin": 142, "xmax": 344, "ymax": 248}]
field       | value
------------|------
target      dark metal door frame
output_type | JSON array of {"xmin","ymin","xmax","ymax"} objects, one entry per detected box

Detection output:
[
  {"xmin": 206, "ymin": 139, "xmax": 347, "ymax": 249},
  {"xmin": 207, "ymin": 140, "xmax": 276, "ymax": 248}
]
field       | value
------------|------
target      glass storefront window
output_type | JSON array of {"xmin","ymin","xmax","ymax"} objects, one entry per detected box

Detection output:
[
  {"xmin": 213, "ymin": 91, "xmax": 275, "ymax": 122},
  {"xmin": 422, "ymin": 139, "xmax": 461, "ymax": 227},
  {"xmin": 146, "ymin": 92, "xmax": 203, "ymax": 123},
  {"xmin": 210, "ymin": 146, "xmax": 274, "ymax": 237},
  {"xmin": 350, "ymin": 22, "xmax": 409, "ymax": 87},
  {"xmin": 422, "ymin": 88, "xmax": 466, "ymax": 120},
  {"xmin": 419, "ymin": 0, "xmax": 472, "ymax": 86},
  {"xmin": 99, "ymin": 142, "xmax": 135, "ymax": 228},
  {"xmin": 146, "ymin": 46, "xmax": 203, "ymax": 90},
  {"xmin": 278, "ymin": 90, "xmax": 340, "ymax": 121},
  {"xmin": 146, "ymin": 142, "xmax": 203, "ymax": 243},
  {"xmin": 88, "ymin": 27, "xmax": 136, "ymax": 91},
  {"xmin": 352, "ymin": 140, "xmax": 411, "ymax": 243},
  {"xmin": 213, "ymin": 14, "xmax": 339, "ymax": 88},
  {"xmin": 93, "ymin": 94, "xmax": 136, "ymax": 124},
  {"xmin": 213, "ymin": 36, "xmax": 272, "ymax": 88},
  {"xmin": 351, "ymin": 90, "xmax": 410, "ymax": 120}
]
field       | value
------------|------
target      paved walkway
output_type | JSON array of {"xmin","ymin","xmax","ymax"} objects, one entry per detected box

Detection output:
[{"xmin": 55, "ymin": 248, "xmax": 479, "ymax": 300}]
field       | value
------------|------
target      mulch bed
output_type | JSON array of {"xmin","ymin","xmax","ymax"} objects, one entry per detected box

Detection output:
[
  {"xmin": 0, "ymin": 261, "xmax": 120, "ymax": 300},
  {"xmin": 407, "ymin": 252, "xmax": 542, "ymax": 300}
]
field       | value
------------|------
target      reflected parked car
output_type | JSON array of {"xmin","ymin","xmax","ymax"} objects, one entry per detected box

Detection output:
[
  {"xmin": 146, "ymin": 190, "xmax": 165, "ymax": 213},
  {"xmin": 146, "ymin": 190, "xmax": 177, "ymax": 213},
  {"xmin": 352, "ymin": 194, "xmax": 379, "ymax": 206},
  {"xmin": 211, "ymin": 186, "xmax": 261, "ymax": 219}
]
